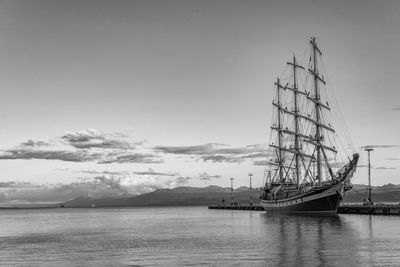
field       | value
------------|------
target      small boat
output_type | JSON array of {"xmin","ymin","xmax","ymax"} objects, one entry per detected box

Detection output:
[{"xmin": 259, "ymin": 37, "xmax": 359, "ymax": 214}]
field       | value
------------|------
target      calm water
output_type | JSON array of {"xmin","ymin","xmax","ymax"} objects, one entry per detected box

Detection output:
[{"xmin": 0, "ymin": 207, "xmax": 399, "ymax": 266}]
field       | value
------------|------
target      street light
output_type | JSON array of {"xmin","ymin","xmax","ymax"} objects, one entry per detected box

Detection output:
[{"xmin": 365, "ymin": 146, "xmax": 374, "ymax": 205}]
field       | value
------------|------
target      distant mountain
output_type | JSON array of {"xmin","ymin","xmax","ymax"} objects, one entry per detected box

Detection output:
[
  {"xmin": 62, "ymin": 183, "xmax": 400, "ymax": 208},
  {"xmin": 63, "ymin": 186, "xmax": 258, "ymax": 207}
]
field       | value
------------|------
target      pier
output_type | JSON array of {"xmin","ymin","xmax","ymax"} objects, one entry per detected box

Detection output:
[
  {"xmin": 208, "ymin": 203, "xmax": 400, "ymax": 215},
  {"xmin": 338, "ymin": 204, "xmax": 400, "ymax": 215},
  {"xmin": 208, "ymin": 204, "xmax": 264, "ymax": 211}
]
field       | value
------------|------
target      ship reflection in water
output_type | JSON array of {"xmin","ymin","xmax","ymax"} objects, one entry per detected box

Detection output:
[
  {"xmin": 260, "ymin": 214, "xmax": 354, "ymax": 266},
  {"xmin": 260, "ymin": 213, "xmax": 398, "ymax": 266}
]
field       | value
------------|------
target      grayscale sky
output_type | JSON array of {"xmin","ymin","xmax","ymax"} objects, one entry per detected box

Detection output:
[{"xmin": 0, "ymin": 0, "xmax": 399, "ymax": 205}]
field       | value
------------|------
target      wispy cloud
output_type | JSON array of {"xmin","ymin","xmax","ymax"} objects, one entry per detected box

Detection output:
[
  {"xmin": 0, "ymin": 148, "xmax": 101, "ymax": 162},
  {"xmin": 360, "ymin": 145, "xmax": 400, "ymax": 149},
  {"xmin": 79, "ymin": 169, "xmax": 179, "ymax": 177},
  {"xmin": 98, "ymin": 153, "xmax": 164, "ymax": 164},
  {"xmin": 385, "ymin": 158, "xmax": 400, "ymax": 161},
  {"xmin": 241, "ymin": 152, "xmax": 270, "ymax": 159},
  {"xmin": 133, "ymin": 168, "xmax": 178, "ymax": 176},
  {"xmin": 0, "ymin": 129, "xmax": 162, "ymax": 164},
  {"xmin": 357, "ymin": 164, "xmax": 396, "ymax": 170},
  {"xmin": 175, "ymin": 176, "xmax": 192, "ymax": 184},
  {"xmin": 198, "ymin": 172, "xmax": 222, "ymax": 181},
  {"xmin": 391, "ymin": 106, "xmax": 400, "ymax": 111},
  {"xmin": 253, "ymin": 160, "xmax": 268, "ymax": 166},
  {"xmin": 0, "ymin": 181, "xmax": 41, "ymax": 188},
  {"xmin": 155, "ymin": 143, "xmax": 267, "ymax": 163},
  {"xmin": 155, "ymin": 143, "xmax": 266, "ymax": 155},
  {"xmin": 201, "ymin": 155, "xmax": 244, "ymax": 163},
  {"xmin": 0, "ymin": 130, "xmax": 269, "ymax": 165},
  {"xmin": 21, "ymin": 140, "xmax": 50, "ymax": 147},
  {"xmin": 154, "ymin": 143, "xmax": 224, "ymax": 155},
  {"xmin": 61, "ymin": 129, "xmax": 133, "ymax": 150}
]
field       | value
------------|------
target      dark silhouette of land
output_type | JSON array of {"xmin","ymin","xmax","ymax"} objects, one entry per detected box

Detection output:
[
  {"xmin": 2, "ymin": 184, "xmax": 399, "ymax": 209},
  {"xmin": 61, "ymin": 183, "xmax": 400, "ymax": 208}
]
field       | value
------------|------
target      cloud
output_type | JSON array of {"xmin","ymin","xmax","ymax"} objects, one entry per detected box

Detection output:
[
  {"xmin": 360, "ymin": 145, "xmax": 400, "ymax": 149},
  {"xmin": 391, "ymin": 106, "xmax": 400, "ymax": 111},
  {"xmin": 175, "ymin": 176, "xmax": 192, "ymax": 185},
  {"xmin": 375, "ymin": 167, "xmax": 397, "ymax": 170},
  {"xmin": 0, "ymin": 148, "xmax": 163, "ymax": 164},
  {"xmin": 155, "ymin": 143, "xmax": 265, "ymax": 155},
  {"xmin": 79, "ymin": 169, "xmax": 179, "ymax": 177},
  {"xmin": 61, "ymin": 129, "xmax": 133, "ymax": 150},
  {"xmin": 154, "ymin": 143, "xmax": 221, "ymax": 155},
  {"xmin": 253, "ymin": 160, "xmax": 268, "ymax": 166},
  {"xmin": 0, "ymin": 181, "xmax": 41, "ymax": 188},
  {"xmin": 79, "ymin": 170, "xmax": 130, "ymax": 175},
  {"xmin": 198, "ymin": 172, "xmax": 222, "ymax": 181},
  {"xmin": 201, "ymin": 155, "xmax": 243, "ymax": 163},
  {"xmin": 0, "ymin": 129, "xmax": 162, "ymax": 164},
  {"xmin": 21, "ymin": 140, "xmax": 49, "ymax": 147},
  {"xmin": 98, "ymin": 153, "xmax": 164, "ymax": 164},
  {"xmin": 133, "ymin": 168, "xmax": 178, "ymax": 176},
  {"xmin": 357, "ymin": 164, "xmax": 396, "ymax": 170},
  {"xmin": 385, "ymin": 158, "xmax": 400, "ymax": 161},
  {"xmin": 241, "ymin": 152, "xmax": 270, "ymax": 159},
  {"xmin": 155, "ymin": 143, "xmax": 266, "ymax": 163},
  {"xmin": 0, "ymin": 148, "xmax": 101, "ymax": 162},
  {"xmin": 0, "ymin": 130, "xmax": 268, "ymax": 165}
]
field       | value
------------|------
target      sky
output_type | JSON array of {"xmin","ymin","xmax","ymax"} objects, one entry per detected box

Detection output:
[{"xmin": 0, "ymin": 0, "xmax": 399, "ymax": 205}]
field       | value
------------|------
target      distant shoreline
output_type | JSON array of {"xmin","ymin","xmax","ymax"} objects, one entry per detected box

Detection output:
[{"xmin": 2, "ymin": 183, "xmax": 400, "ymax": 209}]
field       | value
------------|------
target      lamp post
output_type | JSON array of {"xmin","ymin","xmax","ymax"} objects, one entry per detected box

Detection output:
[
  {"xmin": 365, "ymin": 146, "xmax": 374, "ymax": 205},
  {"xmin": 230, "ymin": 177, "xmax": 234, "ymax": 205},
  {"xmin": 248, "ymin": 173, "xmax": 253, "ymax": 206}
]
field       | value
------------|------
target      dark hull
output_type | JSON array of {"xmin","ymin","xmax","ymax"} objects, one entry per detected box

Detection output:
[
  {"xmin": 260, "ymin": 182, "xmax": 344, "ymax": 214},
  {"xmin": 262, "ymin": 192, "xmax": 341, "ymax": 214},
  {"xmin": 260, "ymin": 154, "xmax": 359, "ymax": 214}
]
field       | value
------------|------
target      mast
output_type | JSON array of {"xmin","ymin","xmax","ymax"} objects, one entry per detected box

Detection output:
[
  {"xmin": 310, "ymin": 37, "xmax": 323, "ymax": 186},
  {"xmin": 276, "ymin": 78, "xmax": 284, "ymax": 181},
  {"xmin": 287, "ymin": 55, "xmax": 304, "ymax": 186},
  {"xmin": 268, "ymin": 37, "xmax": 337, "ymax": 186}
]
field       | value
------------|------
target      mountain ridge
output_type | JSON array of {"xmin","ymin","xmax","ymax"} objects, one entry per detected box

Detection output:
[{"xmin": 62, "ymin": 183, "xmax": 400, "ymax": 208}]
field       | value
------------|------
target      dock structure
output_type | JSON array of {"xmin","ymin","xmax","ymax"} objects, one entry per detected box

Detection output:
[
  {"xmin": 208, "ymin": 204, "xmax": 264, "ymax": 211},
  {"xmin": 338, "ymin": 204, "xmax": 400, "ymax": 215},
  {"xmin": 208, "ymin": 203, "xmax": 400, "ymax": 215}
]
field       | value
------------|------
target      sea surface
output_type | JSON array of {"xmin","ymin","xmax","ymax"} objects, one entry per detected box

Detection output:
[{"xmin": 0, "ymin": 206, "xmax": 399, "ymax": 266}]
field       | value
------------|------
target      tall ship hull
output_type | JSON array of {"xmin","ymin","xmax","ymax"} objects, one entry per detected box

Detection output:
[
  {"xmin": 261, "ymin": 154, "xmax": 358, "ymax": 214},
  {"xmin": 259, "ymin": 37, "xmax": 359, "ymax": 214},
  {"xmin": 261, "ymin": 184, "xmax": 343, "ymax": 214}
]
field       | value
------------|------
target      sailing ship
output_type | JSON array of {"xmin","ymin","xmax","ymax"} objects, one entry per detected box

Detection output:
[{"xmin": 260, "ymin": 37, "xmax": 359, "ymax": 214}]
